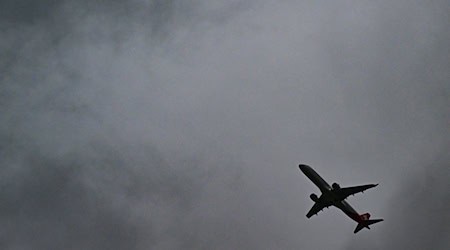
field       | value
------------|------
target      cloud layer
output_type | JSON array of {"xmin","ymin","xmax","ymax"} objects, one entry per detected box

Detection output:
[{"xmin": 1, "ymin": 0, "xmax": 449, "ymax": 249}]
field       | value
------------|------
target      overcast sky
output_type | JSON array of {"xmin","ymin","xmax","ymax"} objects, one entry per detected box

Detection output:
[{"xmin": 1, "ymin": 0, "xmax": 449, "ymax": 249}]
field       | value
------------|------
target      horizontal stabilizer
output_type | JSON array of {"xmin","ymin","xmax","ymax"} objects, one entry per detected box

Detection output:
[{"xmin": 354, "ymin": 219, "xmax": 383, "ymax": 234}]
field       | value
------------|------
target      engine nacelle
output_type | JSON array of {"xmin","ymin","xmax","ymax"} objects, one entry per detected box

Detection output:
[
  {"xmin": 310, "ymin": 193, "xmax": 319, "ymax": 202},
  {"xmin": 332, "ymin": 182, "xmax": 340, "ymax": 190}
]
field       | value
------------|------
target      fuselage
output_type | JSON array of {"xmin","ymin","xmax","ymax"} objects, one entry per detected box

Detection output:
[{"xmin": 299, "ymin": 164, "xmax": 361, "ymax": 222}]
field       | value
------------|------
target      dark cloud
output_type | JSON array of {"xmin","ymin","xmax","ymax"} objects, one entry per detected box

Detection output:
[
  {"xmin": 0, "ymin": 0, "xmax": 60, "ymax": 24},
  {"xmin": 1, "ymin": 0, "xmax": 449, "ymax": 249}
]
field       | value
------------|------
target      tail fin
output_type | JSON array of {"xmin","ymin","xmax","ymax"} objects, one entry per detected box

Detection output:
[{"xmin": 354, "ymin": 219, "xmax": 383, "ymax": 234}]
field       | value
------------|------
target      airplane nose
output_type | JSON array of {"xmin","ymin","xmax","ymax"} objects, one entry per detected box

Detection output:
[{"xmin": 299, "ymin": 164, "xmax": 310, "ymax": 172}]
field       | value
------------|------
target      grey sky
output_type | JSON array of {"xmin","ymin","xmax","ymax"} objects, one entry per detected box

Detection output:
[{"xmin": 1, "ymin": 0, "xmax": 449, "ymax": 249}]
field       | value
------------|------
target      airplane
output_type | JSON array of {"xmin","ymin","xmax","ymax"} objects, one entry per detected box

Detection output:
[{"xmin": 299, "ymin": 164, "xmax": 383, "ymax": 233}]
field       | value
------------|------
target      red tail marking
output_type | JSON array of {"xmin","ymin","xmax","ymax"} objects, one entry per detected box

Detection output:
[{"xmin": 359, "ymin": 213, "xmax": 371, "ymax": 221}]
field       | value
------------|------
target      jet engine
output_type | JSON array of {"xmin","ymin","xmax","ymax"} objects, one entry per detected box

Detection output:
[
  {"xmin": 332, "ymin": 182, "xmax": 340, "ymax": 190},
  {"xmin": 310, "ymin": 193, "xmax": 319, "ymax": 202}
]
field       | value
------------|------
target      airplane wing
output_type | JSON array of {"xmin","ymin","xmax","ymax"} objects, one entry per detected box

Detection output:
[
  {"xmin": 335, "ymin": 184, "xmax": 378, "ymax": 200},
  {"xmin": 306, "ymin": 202, "xmax": 325, "ymax": 218},
  {"xmin": 306, "ymin": 197, "xmax": 332, "ymax": 218}
]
